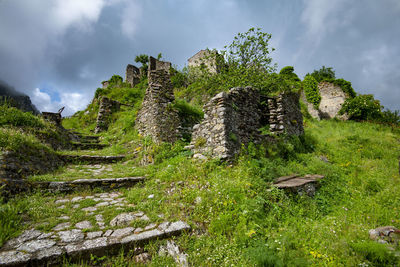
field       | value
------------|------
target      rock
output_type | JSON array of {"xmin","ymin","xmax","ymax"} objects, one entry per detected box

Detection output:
[
  {"xmin": 53, "ymin": 222, "xmax": 71, "ymax": 231},
  {"xmin": 58, "ymin": 229, "xmax": 84, "ymax": 243},
  {"xmin": 71, "ymin": 196, "xmax": 83, "ymax": 202},
  {"xmin": 17, "ymin": 239, "xmax": 56, "ymax": 253},
  {"xmin": 0, "ymin": 250, "xmax": 31, "ymax": 266},
  {"xmin": 110, "ymin": 213, "xmax": 137, "ymax": 227},
  {"xmin": 82, "ymin": 206, "xmax": 97, "ymax": 212},
  {"xmin": 75, "ymin": 220, "xmax": 93, "ymax": 229},
  {"xmin": 86, "ymin": 231, "xmax": 103, "ymax": 239},
  {"xmin": 134, "ymin": 253, "xmax": 151, "ymax": 264},
  {"xmin": 369, "ymin": 226, "xmax": 400, "ymax": 244},
  {"xmin": 193, "ymin": 154, "xmax": 207, "ymax": 160},
  {"xmin": 159, "ymin": 240, "xmax": 188, "ymax": 267},
  {"xmin": 110, "ymin": 227, "xmax": 134, "ymax": 238},
  {"xmin": 148, "ymin": 194, "xmax": 154, "ymax": 199}
]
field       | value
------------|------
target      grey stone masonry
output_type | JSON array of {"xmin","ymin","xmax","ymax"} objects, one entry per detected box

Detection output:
[
  {"xmin": 188, "ymin": 50, "xmax": 220, "ymax": 74},
  {"xmin": 149, "ymin": 56, "xmax": 171, "ymax": 73},
  {"xmin": 42, "ymin": 112, "xmax": 62, "ymax": 126},
  {"xmin": 267, "ymin": 92, "xmax": 304, "ymax": 135},
  {"xmin": 135, "ymin": 69, "xmax": 180, "ymax": 143},
  {"xmin": 302, "ymin": 81, "xmax": 348, "ymax": 120},
  {"xmin": 94, "ymin": 96, "xmax": 121, "ymax": 133},
  {"xmin": 125, "ymin": 64, "xmax": 141, "ymax": 87},
  {"xmin": 190, "ymin": 87, "xmax": 261, "ymax": 159}
]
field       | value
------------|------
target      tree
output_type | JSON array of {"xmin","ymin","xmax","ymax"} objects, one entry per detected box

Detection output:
[
  {"xmin": 279, "ymin": 66, "xmax": 301, "ymax": 82},
  {"xmin": 135, "ymin": 54, "xmax": 149, "ymax": 75},
  {"xmin": 222, "ymin": 27, "xmax": 276, "ymax": 72}
]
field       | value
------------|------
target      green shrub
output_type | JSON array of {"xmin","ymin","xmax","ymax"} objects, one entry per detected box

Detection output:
[
  {"xmin": 279, "ymin": 66, "xmax": 301, "ymax": 82},
  {"xmin": 302, "ymin": 75, "xmax": 321, "ymax": 109},
  {"xmin": 340, "ymin": 94, "xmax": 382, "ymax": 121},
  {"xmin": 0, "ymin": 105, "xmax": 44, "ymax": 128},
  {"xmin": 309, "ymin": 66, "xmax": 336, "ymax": 82},
  {"xmin": 333, "ymin": 78, "xmax": 356, "ymax": 98},
  {"xmin": 380, "ymin": 109, "xmax": 400, "ymax": 126}
]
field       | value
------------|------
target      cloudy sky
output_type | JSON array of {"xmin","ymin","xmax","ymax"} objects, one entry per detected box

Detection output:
[{"xmin": 0, "ymin": 0, "xmax": 399, "ymax": 115}]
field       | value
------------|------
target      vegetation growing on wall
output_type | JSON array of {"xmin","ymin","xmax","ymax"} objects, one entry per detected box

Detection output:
[{"xmin": 302, "ymin": 75, "xmax": 321, "ymax": 109}]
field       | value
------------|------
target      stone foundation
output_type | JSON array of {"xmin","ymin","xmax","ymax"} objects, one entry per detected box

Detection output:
[
  {"xmin": 267, "ymin": 92, "xmax": 304, "ymax": 135},
  {"xmin": 94, "ymin": 97, "xmax": 121, "ymax": 134},
  {"xmin": 135, "ymin": 69, "xmax": 180, "ymax": 143}
]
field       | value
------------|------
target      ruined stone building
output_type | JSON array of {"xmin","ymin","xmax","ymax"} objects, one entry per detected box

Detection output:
[
  {"xmin": 135, "ymin": 58, "xmax": 180, "ymax": 143},
  {"xmin": 125, "ymin": 64, "xmax": 141, "ymax": 87},
  {"xmin": 302, "ymin": 81, "xmax": 348, "ymax": 120},
  {"xmin": 188, "ymin": 50, "xmax": 220, "ymax": 74},
  {"xmin": 94, "ymin": 96, "xmax": 121, "ymax": 133},
  {"xmin": 190, "ymin": 88, "xmax": 304, "ymax": 159}
]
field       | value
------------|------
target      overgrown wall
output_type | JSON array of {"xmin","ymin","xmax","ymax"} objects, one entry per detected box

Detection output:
[
  {"xmin": 94, "ymin": 96, "xmax": 121, "ymax": 134},
  {"xmin": 135, "ymin": 69, "xmax": 180, "ymax": 143},
  {"xmin": 125, "ymin": 64, "xmax": 140, "ymax": 87},
  {"xmin": 302, "ymin": 81, "xmax": 348, "ymax": 120}
]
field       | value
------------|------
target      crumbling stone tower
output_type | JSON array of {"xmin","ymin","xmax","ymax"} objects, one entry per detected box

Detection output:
[{"xmin": 135, "ymin": 58, "xmax": 179, "ymax": 143}]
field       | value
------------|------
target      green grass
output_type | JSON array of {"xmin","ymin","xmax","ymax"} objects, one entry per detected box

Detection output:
[{"xmin": 2, "ymin": 117, "xmax": 400, "ymax": 265}]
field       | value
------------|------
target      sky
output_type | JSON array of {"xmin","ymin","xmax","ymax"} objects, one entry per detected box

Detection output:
[{"xmin": 0, "ymin": 0, "xmax": 399, "ymax": 116}]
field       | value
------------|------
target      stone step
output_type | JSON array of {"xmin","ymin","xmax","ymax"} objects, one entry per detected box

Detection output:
[
  {"xmin": 61, "ymin": 155, "xmax": 125, "ymax": 164},
  {"xmin": 71, "ymin": 143, "xmax": 108, "ymax": 150},
  {"xmin": 273, "ymin": 174, "xmax": 325, "ymax": 197},
  {"xmin": 33, "ymin": 177, "xmax": 146, "ymax": 192},
  {"xmin": 0, "ymin": 221, "xmax": 190, "ymax": 266}
]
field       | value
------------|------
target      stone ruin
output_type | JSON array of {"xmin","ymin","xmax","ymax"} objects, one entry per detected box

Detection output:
[
  {"xmin": 266, "ymin": 92, "xmax": 304, "ymax": 135},
  {"xmin": 125, "ymin": 64, "xmax": 141, "ymax": 87},
  {"xmin": 188, "ymin": 50, "xmax": 220, "ymax": 74},
  {"xmin": 94, "ymin": 97, "xmax": 121, "ymax": 134},
  {"xmin": 149, "ymin": 56, "xmax": 171, "ymax": 73},
  {"xmin": 302, "ymin": 81, "xmax": 348, "ymax": 120},
  {"xmin": 190, "ymin": 87, "xmax": 261, "ymax": 159},
  {"xmin": 135, "ymin": 59, "xmax": 180, "ymax": 143},
  {"xmin": 190, "ymin": 88, "xmax": 304, "ymax": 159}
]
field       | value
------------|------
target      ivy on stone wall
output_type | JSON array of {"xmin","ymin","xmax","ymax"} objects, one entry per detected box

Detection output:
[
  {"xmin": 302, "ymin": 75, "xmax": 321, "ymax": 109},
  {"xmin": 332, "ymin": 79, "xmax": 356, "ymax": 98}
]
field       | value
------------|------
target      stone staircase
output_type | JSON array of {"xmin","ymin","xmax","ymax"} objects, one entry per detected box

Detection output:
[{"xmin": 0, "ymin": 130, "xmax": 191, "ymax": 266}]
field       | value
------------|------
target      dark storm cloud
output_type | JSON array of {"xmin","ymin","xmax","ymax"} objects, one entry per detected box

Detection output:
[{"xmin": 0, "ymin": 0, "xmax": 399, "ymax": 115}]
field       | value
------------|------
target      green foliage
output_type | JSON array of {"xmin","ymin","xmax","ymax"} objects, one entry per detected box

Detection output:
[
  {"xmin": 109, "ymin": 75, "xmax": 123, "ymax": 85},
  {"xmin": 223, "ymin": 27, "xmax": 275, "ymax": 71},
  {"xmin": 279, "ymin": 66, "xmax": 300, "ymax": 82},
  {"xmin": 0, "ymin": 104, "xmax": 44, "ymax": 128},
  {"xmin": 340, "ymin": 94, "xmax": 382, "ymax": 121},
  {"xmin": 135, "ymin": 54, "xmax": 149, "ymax": 74},
  {"xmin": 381, "ymin": 109, "xmax": 400, "ymax": 126},
  {"xmin": 309, "ymin": 66, "xmax": 336, "ymax": 82},
  {"xmin": 302, "ymin": 75, "xmax": 321, "ymax": 109},
  {"xmin": 351, "ymin": 241, "xmax": 399, "ymax": 266},
  {"xmin": 0, "ymin": 196, "xmax": 27, "ymax": 246},
  {"xmin": 333, "ymin": 78, "xmax": 356, "ymax": 98},
  {"xmin": 170, "ymin": 66, "xmax": 188, "ymax": 88}
]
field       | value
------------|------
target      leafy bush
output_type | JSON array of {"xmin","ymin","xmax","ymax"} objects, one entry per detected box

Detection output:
[
  {"xmin": 279, "ymin": 66, "xmax": 300, "ymax": 82},
  {"xmin": 302, "ymin": 75, "xmax": 321, "ymax": 109},
  {"xmin": 333, "ymin": 78, "xmax": 356, "ymax": 98},
  {"xmin": 0, "ymin": 105, "xmax": 44, "ymax": 128},
  {"xmin": 381, "ymin": 109, "xmax": 400, "ymax": 126},
  {"xmin": 309, "ymin": 66, "xmax": 336, "ymax": 82},
  {"xmin": 340, "ymin": 94, "xmax": 382, "ymax": 121}
]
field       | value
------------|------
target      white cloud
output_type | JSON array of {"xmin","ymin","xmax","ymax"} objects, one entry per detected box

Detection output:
[
  {"xmin": 51, "ymin": 0, "xmax": 107, "ymax": 32},
  {"xmin": 120, "ymin": 0, "xmax": 142, "ymax": 38},
  {"xmin": 30, "ymin": 88, "xmax": 90, "ymax": 116}
]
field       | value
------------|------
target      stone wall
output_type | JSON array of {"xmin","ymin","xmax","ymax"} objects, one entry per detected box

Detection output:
[
  {"xmin": 125, "ymin": 64, "xmax": 141, "ymax": 87},
  {"xmin": 188, "ymin": 50, "xmax": 219, "ymax": 74},
  {"xmin": 149, "ymin": 57, "xmax": 171, "ymax": 73},
  {"xmin": 302, "ymin": 81, "xmax": 348, "ymax": 120},
  {"xmin": 190, "ymin": 87, "xmax": 261, "ymax": 159},
  {"xmin": 267, "ymin": 92, "xmax": 304, "ymax": 135},
  {"xmin": 135, "ymin": 69, "xmax": 180, "ymax": 143},
  {"xmin": 42, "ymin": 112, "xmax": 62, "ymax": 126},
  {"xmin": 94, "ymin": 97, "xmax": 121, "ymax": 134}
]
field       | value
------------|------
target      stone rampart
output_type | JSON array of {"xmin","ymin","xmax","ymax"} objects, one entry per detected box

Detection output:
[
  {"xmin": 94, "ymin": 97, "xmax": 121, "ymax": 134},
  {"xmin": 188, "ymin": 50, "xmax": 219, "ymax": 74},
  {"xmin": 135, "ymin": 70, "xmax": 180, "ymax": 143}
]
